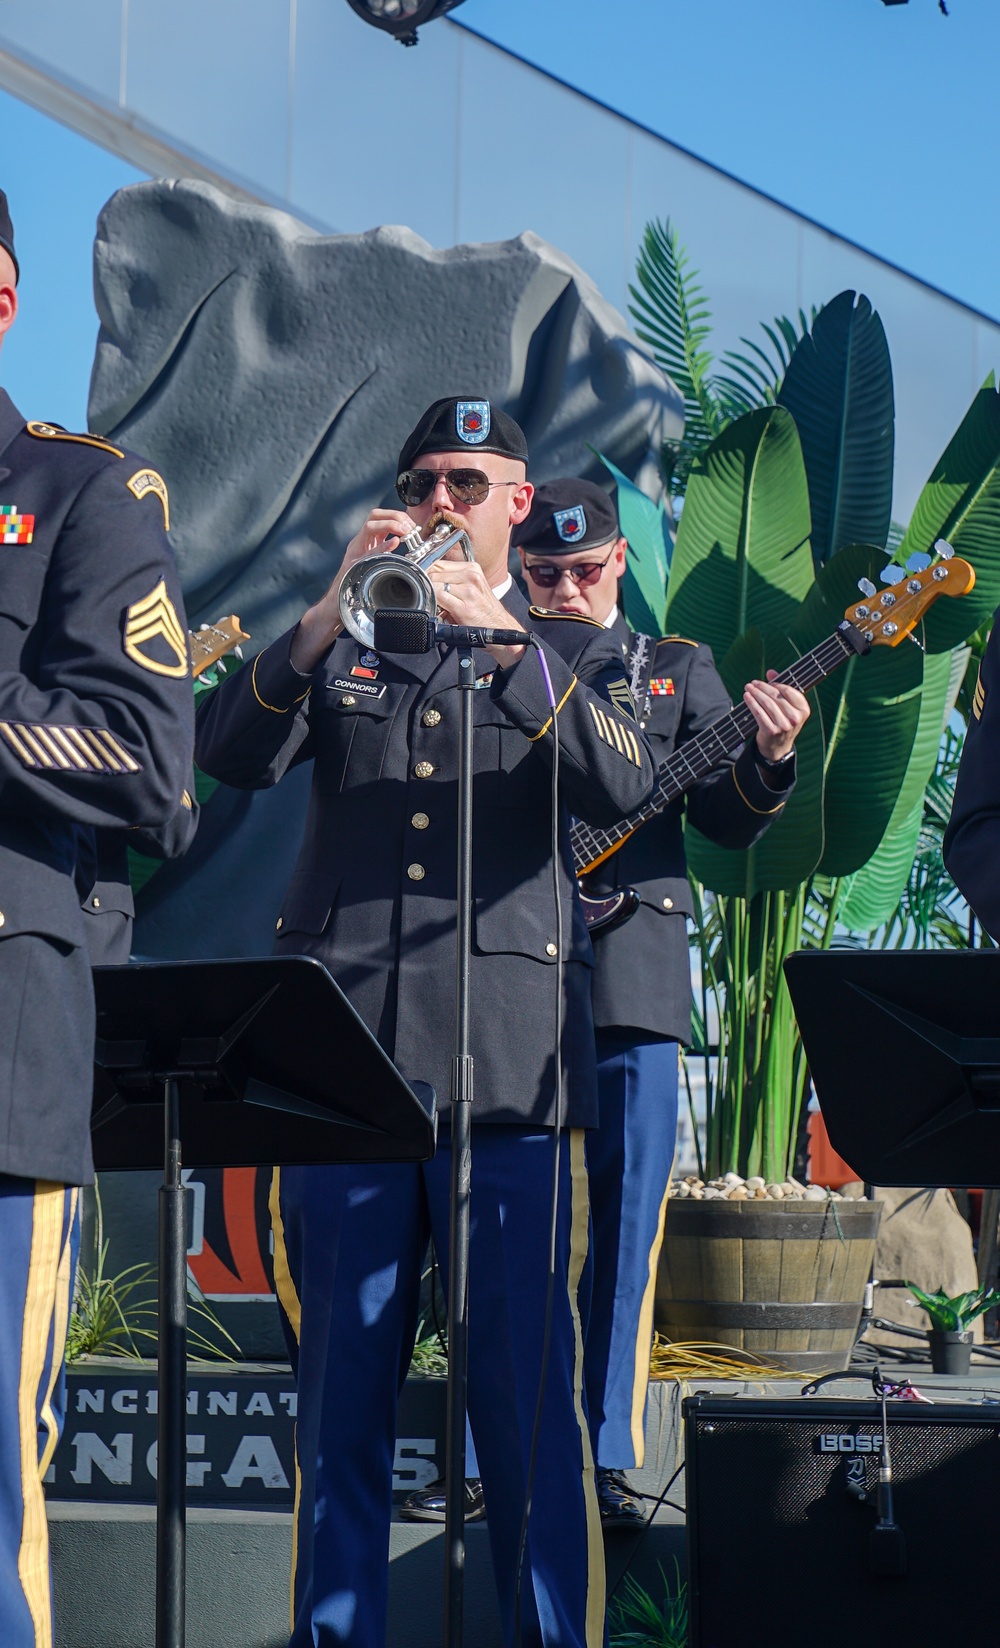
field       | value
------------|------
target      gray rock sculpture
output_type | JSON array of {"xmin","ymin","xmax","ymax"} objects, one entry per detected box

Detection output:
[
  {"xmin": 860, "ymin": 1185, "xmax": 985, "ymax": 1348},
  {"xmin": 89, "ymin": 179, "xmax": 681, "ymax": 647}
]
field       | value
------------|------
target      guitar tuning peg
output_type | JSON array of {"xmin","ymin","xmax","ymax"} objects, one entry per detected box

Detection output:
[
  {"xmin": 880, "ymin": 565, "xmax": 905, "ymax": 585},
  {"xmin": 857, "ymin": 577, "xmax": 877, "ymax": 597},
  {"xmin": 906, "ymin": 552, "xmax": 931, "ymax": 573},
  {"xmin": 934, "ymin": 538, "xmax": 955, "ymax": 560}
]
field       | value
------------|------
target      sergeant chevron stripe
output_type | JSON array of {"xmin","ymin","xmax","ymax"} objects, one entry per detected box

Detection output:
[
  {"xmin": 588, "ymin": 699, "xmax": 641, "ymax": 766},
  {"xmin": 0, "ymin": 720, "xmax": 142, "ymax": 774},
  {"xmin": 973, "ymin": 668, "xmax": 985, "ymax": 721},
  {"xmin": 123, "ymin": 579, "xmax": 189, "ymax": 678}
]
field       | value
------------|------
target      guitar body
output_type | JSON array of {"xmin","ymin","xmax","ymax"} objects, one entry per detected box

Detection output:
[{"xmin": 579, "ymin": 883, "xmax": 641, "ymax": 937}]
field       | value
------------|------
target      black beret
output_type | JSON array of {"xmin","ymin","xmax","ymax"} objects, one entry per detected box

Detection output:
[
  {"xmin": 398, "ymin": 397, "xmax": 528, "ymax": 472},
  {"xmin": 513, "ymin": 478, "xmax": 619, "ymax": 555},
  {"xmin": 0, "ymin": 189, "xmax": 18, "ymax": 284}
]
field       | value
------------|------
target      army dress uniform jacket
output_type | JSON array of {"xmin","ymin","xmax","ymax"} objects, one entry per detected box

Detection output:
[
  {"xmin": 944, "ymin": 625, "xmax": 1000, "ymax": 936},
  {"xmin": 0, "ymin": 389, "xmax": 194, "ymax": 1184},
  {"xmin": 587, "ymin": 615, "xmax": 796, "ymax": 1041},
  {"xmin": 195, "ymin": 583, "xmax": 656, "ymax": 1129}
]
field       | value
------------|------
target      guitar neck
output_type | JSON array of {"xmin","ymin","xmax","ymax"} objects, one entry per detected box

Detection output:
[{"xmin": 572, "ymin": 622, "xmax": 862, "ymax": 877}]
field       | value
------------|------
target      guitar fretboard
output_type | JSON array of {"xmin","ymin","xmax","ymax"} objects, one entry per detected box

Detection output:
[{"xmin": 572, "ymin": 624, "xmax": 860, "ymax": 876}]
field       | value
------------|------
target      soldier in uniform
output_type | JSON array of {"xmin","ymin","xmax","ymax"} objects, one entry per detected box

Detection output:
[
  {"xmin": 195, "ymin": 398, "xmax": 657, "ymax": 1648},
  {"xmin": 0, "ymin": 189, "xmax": 194, "ymax": 1648},
  {"xmin": 516, "ymin": 479, "xmax": 809, "ymax": 1521},
  {"xmin": 944, "ymin": 629, "xmax": 1000, "ymax": 935}
]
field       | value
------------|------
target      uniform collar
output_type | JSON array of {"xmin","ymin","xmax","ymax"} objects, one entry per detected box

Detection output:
[
  {"xmin": 0, "ymin": 387, "xmax": 25, "ymax": 471},
  {"xmin": 610, "ymin": 609, "xmax": 633, "ymax": 656}
]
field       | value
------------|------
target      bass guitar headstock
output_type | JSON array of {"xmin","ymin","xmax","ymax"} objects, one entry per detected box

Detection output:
[
  {"xmin": 190, "ymin": 615, "xmax": 251, "ymax": 678},
  {"xmin": 843, "ymin": 540, "xmax": 975, "ymax": 648}
]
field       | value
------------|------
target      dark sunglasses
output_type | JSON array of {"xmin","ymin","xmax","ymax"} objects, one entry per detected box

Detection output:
[
  {"xmin": 395, "ymin": 468, "xmax": 520, "ymax": 507},
  {"xmin": 523, "ymin": 546, "xmax": 617, "ymax": 588}
]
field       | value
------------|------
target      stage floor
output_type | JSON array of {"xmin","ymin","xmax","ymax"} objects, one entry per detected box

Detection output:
[{"xmin": 49, "ymin": 1354, "xmax": 1000, "ymax": 1647}]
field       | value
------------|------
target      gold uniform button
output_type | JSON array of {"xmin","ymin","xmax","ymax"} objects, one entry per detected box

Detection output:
[
  {"xmin": 341, "ymin": 693, "xmax": 356, "ymax": 706},
  {"xmin": 407, "ymin": 863, "xmax": 426, "ymax": 881},
  {"xmin": 414, "ymin": 761, "xmax": 434, "ymax": 778},
  {"xmin": 545, "ymin": 942, "xmax": 558, "ymax": 957},
  {"xmin": 276, "ymin": 916, "xmax": 283, "ymax": 930},
  {"xmin": 662, "ymin": 897, "xmax": 674, "ymax": 910},
  {"xmin": 92, "ymin": 897, "xmax": 101, "ymax": 909},
  {"xmin": 0, "ymin": 911, "xmax": 5, "ymax": 928},
  {"xmin": 411, "ymin": 812, "xmax": 430, "ymax": 830},
  {"xmin": 422, "ymin": 709, "xmax": 442, "ymax": 727}
]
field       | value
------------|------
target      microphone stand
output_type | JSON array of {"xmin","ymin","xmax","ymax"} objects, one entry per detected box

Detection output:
[
  {"xmin": 444, "ymin": 642, "xmax": 475, "ymax": 1648},
  {"xmin": 371, "ymin": 608, "xmax": 536, "ymax": 1648}
]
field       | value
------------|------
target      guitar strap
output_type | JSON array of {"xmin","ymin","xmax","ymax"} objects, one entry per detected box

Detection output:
[{"xmin": 625, "ymin": 629, "xmax": 657, "ymax": 724}]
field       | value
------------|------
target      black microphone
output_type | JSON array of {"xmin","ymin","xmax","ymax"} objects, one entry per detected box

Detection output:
[{"xmin": 373, "ymin": 610, "xmax": 531, "ymax": 655}]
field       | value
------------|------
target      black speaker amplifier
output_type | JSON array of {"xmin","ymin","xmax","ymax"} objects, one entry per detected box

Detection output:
[{"xmin": 685, "ymin": 1394, "xmax": 1000, "ymax": 1647}]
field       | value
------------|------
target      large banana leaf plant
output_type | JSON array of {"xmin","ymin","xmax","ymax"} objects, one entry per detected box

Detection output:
[{"xmin": 624, "ymin": 231, "xmax": 1000, "ymax": 1181}]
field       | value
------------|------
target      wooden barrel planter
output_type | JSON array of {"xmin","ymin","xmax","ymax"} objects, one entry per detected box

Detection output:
[{"xmin": 655, "ymin": 1197, "xmax": 882, "ymax": 1372}]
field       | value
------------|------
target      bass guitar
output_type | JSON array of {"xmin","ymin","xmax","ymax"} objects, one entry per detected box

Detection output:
[
  {"xmin": 189, "ymin": 614, "xmax": 250, "ymax": 678},
  {"xmin": 575, "ymin": 548, "xmax": 975, "ymax": 936}
]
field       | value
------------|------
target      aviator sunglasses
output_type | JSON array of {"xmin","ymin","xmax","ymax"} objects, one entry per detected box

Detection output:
[
  {"xmin": 396, "ymin": 467, "xmax": 520, "ymax": 507},
  {"xmin": 522, "ymin": 546, "xmax": 618, "ymax": 589}
]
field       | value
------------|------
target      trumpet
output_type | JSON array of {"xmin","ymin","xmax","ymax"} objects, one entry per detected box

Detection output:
[{"xmin": 338, "ymin": 521, "xmax": 474, "ymax": 649}]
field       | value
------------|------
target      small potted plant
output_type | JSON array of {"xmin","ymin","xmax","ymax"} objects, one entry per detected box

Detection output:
[{"xmin": 906, "ymin": 1284, "xmax": 1000, "ymax": 1374}]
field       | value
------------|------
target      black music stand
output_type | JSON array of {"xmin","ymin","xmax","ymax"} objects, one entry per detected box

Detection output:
[
  {"xmin": 783, "ymin": 949, "xmax": 1000, "ymax": 1187},
  {"xmin": 91, "ymin": 956, "xmax": 436, "ymax": 1648}
]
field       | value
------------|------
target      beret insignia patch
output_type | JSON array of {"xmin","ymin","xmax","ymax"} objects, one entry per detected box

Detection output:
[
  {"xmin": 456, "ymin": 400, "xmax": 491, "ymax": 444},
  {"xmin": 607, "ymin": 678, "xmax": 638, "ymax": 722},
  {"xmin": 127, "ymin": 468, "xmax": 170, "ymax": 530},
  {"xmin": 123, "ymin": 579, "xmax": 189, "ymax": 678},
  {"xmin": 553, "ymin": 505, "xmax": 586, "ymax": 543},
  {"xmin": 0, "ymin": 505, "xmax": 34, "ymax": 545}
]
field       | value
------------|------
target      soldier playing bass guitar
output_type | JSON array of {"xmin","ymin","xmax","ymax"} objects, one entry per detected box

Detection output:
[{"xmin": 516, "ymin": 478, "xmax": 810, "ymax": 1523}]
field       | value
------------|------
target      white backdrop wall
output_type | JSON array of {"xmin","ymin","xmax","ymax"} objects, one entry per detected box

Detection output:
[{"xmin": 1, "ymin": 1, "xmax": 997, "ymax": 518}]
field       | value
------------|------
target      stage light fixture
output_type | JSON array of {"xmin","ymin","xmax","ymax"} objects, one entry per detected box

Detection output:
[{"xmin": 344, "ymin": 0, "xmax": 467, "ymax": 46}]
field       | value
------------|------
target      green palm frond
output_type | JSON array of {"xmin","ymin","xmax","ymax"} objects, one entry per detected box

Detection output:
[
  {"xmin": 716, "ymin": 311, "xmax": 819, "ymax": 416},
  {"xmin": 630, "ymin": 218, "xmax": 719, "ymax": 440}
]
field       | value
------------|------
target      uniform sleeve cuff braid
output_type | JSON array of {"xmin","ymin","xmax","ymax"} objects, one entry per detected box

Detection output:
[{"xmin": 250, "ymin": 637, "xmax": 312, "ymax": 714}]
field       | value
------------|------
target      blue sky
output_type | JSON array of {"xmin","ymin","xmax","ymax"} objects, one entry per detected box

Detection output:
[{"xmin": 2, "ymin": 0, "xmax": 998, "ymax": 429}]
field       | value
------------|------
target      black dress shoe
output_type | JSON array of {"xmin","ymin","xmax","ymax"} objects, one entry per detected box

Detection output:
[
  {"xmin": 399, "ymin": 1477, "xmax": 486, "ymax": 1523},
  {"xmin": 596, "ymin": 1467, "xmax": 645, "ymax": 1525}
]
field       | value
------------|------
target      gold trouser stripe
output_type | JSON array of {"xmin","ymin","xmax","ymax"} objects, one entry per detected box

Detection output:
[
  {"xmin": 527, "ymin": 675, "xmax": 578, "ymax": 742},
  {"xmin": 18, "ymin": 1182, "xmax": 66, "ymax": 1648},
  {"xmin": 38, "ymin": 1189, "xmax": 79, "ymax": 1479},
  {"xmin": 629, "ymin": 1136, "xmax": 676, "ymax": 1467},
  {"xmin": 269, "ymin": 1169, "xmax": 303, "ymax": 1632},
  {"xmin": 268, "ymin": 1169, "xmax": 301, "ymax": 1343},
  {"xmin": 568, "ymin": 1131, "xmax": 606, "ymax": 1648},
  {"xmin": 732, "ymin": 764, "xmax": 786, "ymax": 815}
]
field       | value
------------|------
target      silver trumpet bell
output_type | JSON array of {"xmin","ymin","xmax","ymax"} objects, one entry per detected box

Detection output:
[{"xmin": 338, "ymin": 521, "xmax": 474, "ymax": 649}]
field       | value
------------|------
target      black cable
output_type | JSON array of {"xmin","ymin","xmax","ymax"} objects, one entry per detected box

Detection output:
[
  {"xmin": 606, "ymin": 1460, "xmax": 686, "ymax": 1603},
  {"xmin": 514, "ymin": 640, "xmax": 564, "ymax": 1648}
]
